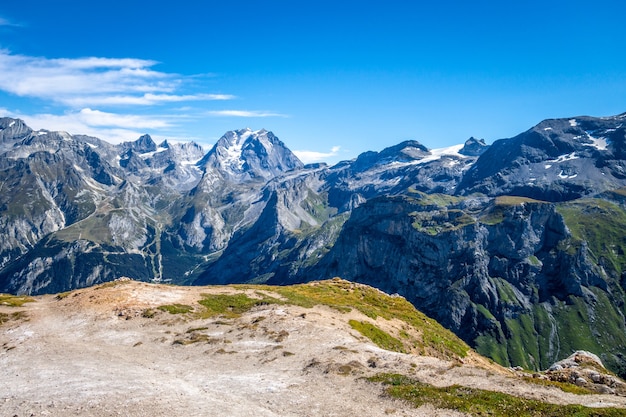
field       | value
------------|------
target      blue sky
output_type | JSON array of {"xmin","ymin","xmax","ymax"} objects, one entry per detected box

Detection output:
[{"xmin": 0, "ymin": 1, "xmax": 625, "ymax": 164}]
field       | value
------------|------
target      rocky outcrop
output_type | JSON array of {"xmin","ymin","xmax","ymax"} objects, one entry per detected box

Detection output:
[
  {"xmin": 459, "ymin": 137, "xmax": 488, "ymax": 156},
  {"xmin": 536, "ymin": 351, "xmax": 626, "ymax": 395}
]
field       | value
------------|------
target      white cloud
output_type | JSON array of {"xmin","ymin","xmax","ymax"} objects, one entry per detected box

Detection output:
[
  {"xmin": 77, "ymin": 108, "xmax": 170, "ymax": 129},
  {"xmin": 0, "ymin": 108, "xmax": 170, "ymax": 144},
  {"xmin": 64, "ymin": 93, "xmax": 235, "ymax": 107},
  {"xmin": 0, "ymin": 17, "xmax": 19, "ymax": 27},
  {"xmin": 207, "ymin": 110, "xmax": 288, "ymax": 118},
  {"xmin": 0, "ymin": 50, "xmax": 291, "ymax": 146},
  {"xmin": 0, "ymin": 50, "xmax": 234, "ymax": 107},
  {"xmin": 293, "ymin": 146, "xmax": 341, "ymax": 164}
]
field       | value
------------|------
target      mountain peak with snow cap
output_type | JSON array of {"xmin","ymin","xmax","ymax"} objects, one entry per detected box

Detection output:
[{"xmin": 200, "ymin": 128, "xmax": 304, "ymax": 182}]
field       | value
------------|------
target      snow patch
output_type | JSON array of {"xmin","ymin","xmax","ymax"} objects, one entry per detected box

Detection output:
[
  {"xmin": 546, "ymin": 152, "xmax": 579, "ymax": 163},
  {"xmin": 9, "ymin": 121, "xmax": 15, "ymax": 127},
  {"xmin": 411, "ymin": 144, "xmax": 466, "ymax": 165},
  {"xmin": 544, "ymin": 127, "xmax": 552, "ymax": 131},
  {"xmin": 182, "ymin": 158, "xmax": 203, "ymax": 166},
  {"xmin": 559, "ymin": 171, "xmax": 578, "ymax": 179},
  {"xmin": 220, "ymin": 131, "xmax": 250, "ymax": 171},
  {"xmin": 252, "ymin": 130, "xmax": 273, "ymax": 150},
  {"xmin": 545, "ymin": 164, "xmax": 552, "ymax": 169},
  {"xmin": 139, "ymin": 147, "xmax": 168, "ymax": 159},
  {"xmin": 83, "ymin": 176, "xmax": 107, "ymax": 192},
  {"xmin": 583, "ymin": 132, "xmax": 608, "ymax": 151},
  {"xmin": 569, "ymin": 119, "xmax": 578, "ymax": 127}
]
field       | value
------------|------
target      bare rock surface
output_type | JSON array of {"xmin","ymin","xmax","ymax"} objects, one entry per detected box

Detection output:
[{"xmin": 2, "ymin": 280, "xmax": 626, "ymax": 416}]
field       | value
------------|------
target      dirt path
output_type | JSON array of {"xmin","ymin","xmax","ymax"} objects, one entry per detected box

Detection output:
[{"xmin": 1, "ymin": 280, "xmax": 625, "ymax": 416}]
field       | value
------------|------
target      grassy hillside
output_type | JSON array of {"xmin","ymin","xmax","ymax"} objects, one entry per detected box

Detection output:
[{"xmin": 194, "ymin": 278, "xmax": 471, "ymax": 361}]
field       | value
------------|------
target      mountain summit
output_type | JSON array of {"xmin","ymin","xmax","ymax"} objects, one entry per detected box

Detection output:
[{"xmin": 199, "ymin": 128, "xmax": 303, "ymax": 182}]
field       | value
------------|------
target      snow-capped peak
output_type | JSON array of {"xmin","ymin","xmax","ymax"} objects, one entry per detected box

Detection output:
[{"xmin": 200, "ymin": 128, "xmax": 304, "ymax": 182}]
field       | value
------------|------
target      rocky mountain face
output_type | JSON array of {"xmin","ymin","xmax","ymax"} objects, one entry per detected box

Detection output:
[
  {"xmin": 2, "ymin": 113, "xmax": 626, "ymax": 377},
  {"xmin": 306, "ymin": 193, "xmax": 626, "ymax": 375},
  {"xmin": 457, "ymin": 114, "xmax": 626, "ymax": 200}
]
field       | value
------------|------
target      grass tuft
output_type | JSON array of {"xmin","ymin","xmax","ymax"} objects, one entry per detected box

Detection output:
[
  {"xmin": 349, "ymin": 320, "xmax": 405, "ymax": 353},
  {"xmin": 521, "ymin": 376, "xmax": 594, "ymax": 395},
  {"xmin": 158, "ymin": 304, "xmax": 193, "ymax": 314},
  {"xmin": 0, "ymin": 310, "xmax": 28, "ymax": 325},
  {"xmin": 198, "ymin": 293, "xmax": 280, "ymax": 318},
  {"xmin": 0, "ymin": 294, "xmax": 35, "ymax": 307},
  {"xmin": 370, "ymin": 373, "xmax": 626, "ymax": 416}
]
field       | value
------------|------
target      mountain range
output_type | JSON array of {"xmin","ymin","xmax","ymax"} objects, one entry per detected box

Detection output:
[{"xmin": 2, "ymin": 113, "xmax": 626, "ymax": 376}]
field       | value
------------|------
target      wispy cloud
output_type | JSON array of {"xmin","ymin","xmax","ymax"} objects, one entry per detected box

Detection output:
[
  {"xmin": 77, "ymin": 108, "xmax": 171, "ymax": 129},
  {"xmin": 0, "ymin": 50, "xmax": 290, "ymax": 146},
  {"xmin": 64, "ymin": 93, "xmax": 236, "ymax": 107},
  {"xmin": 207, "ymin": 110, "xmax": 288, "ymax": 118},
  {"xmin": 293, "ymin": 146, "xmax": 341, "ymax": 164},
  {"xmin": 0, "ymin": 50, "xmax": 244, "ymax": 144},
  {"xmin": 0, "ymin": 108, "xmax": 172, "ymax": 143},
  {"xmin": 0, "ymin": 17, "xmax": 19, "ymax": 27},
  {"xmin": 0, "ymin": 50, "xmax": 234, "ymax": 107}
]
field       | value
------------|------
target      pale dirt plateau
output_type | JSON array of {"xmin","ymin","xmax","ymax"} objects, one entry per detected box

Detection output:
[{"xmin": 2, "ymin": 280, "xmax": 626, "ymax": 417}]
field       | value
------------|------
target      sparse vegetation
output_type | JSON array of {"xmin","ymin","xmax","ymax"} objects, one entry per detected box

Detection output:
[
  {"xmin": 158, "ymin": 304, "xmax": 194, "ymax": 314},
  {"xmin": 55, "ymin": 291, "xmax": 73, "ymax": 300},
  {"xmin": 370, "ymin": 373, "xmax": 626, "ymax": 416},
  {"xmin": 0, "ymin": 294, "xmax": 35, "ymax": 307},
  {"xmin": 333, "ymin": 346, "xmax": 359, "ymax": 353},
  {"xmin": 0, "ymin": 310, "xmax": 28, "ymax": 325},
  {"xmin": 557, "ymin": 198, "xmax": 626, "ymax": 274},
  {"xmin": 528, "ymin": 255, "xmax": 541, "ymax": 266},
  {"xmin": 414, "ymin": 192, "xmax": 464, "ymax": 207},
  {"xmin": 186, "ymin": 326, "xmax": 209, "ymax": 333},
  {"xmin": 495, "ymin": 196, "xmax": 546, "ymax": 206},
  {"xmin": 198, "ymin": 292, "xmax": 280, "ymax": 318},
  {"xmin": 349, "ymin": 320, "xmax": 405, "ymax": 353},
  {"xmin": 173, "ymin": 333, "xmax": 213, "ymax": 345},
  {"xmin": 195, "ymin": 279, "xmax": 469, "ymax": 360},
  {"xmin": 480, "ymin": 195, "xmax": 548, "ymax": 225},
  {"xmin": 521, "ymin": 376, "xmax": 594, "ymax": 395},
  {"xmin": 263, "ymin": 279, "xmax": 470, "ymax": 360},
  {"xmin": 96, "ymin": 279, "xmax": 132, "ymax": 290}
]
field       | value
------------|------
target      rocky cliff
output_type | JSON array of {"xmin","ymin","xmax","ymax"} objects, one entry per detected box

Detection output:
[{"xmin": 305, "ymin": 193, "xmax": 626, "ymax": 375}]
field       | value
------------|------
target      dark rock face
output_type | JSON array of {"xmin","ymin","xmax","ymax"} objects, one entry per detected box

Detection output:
[
  {"xmin": 460, "ymin": 137, "xmax": 488, "ymax": 156},
  {"xmin": 457, "ymin": 114, "xmax": 626, "ymax": 201},
  {"xmin": 306, "ymin": 194, "xmax": 626, "ymax": 374}
]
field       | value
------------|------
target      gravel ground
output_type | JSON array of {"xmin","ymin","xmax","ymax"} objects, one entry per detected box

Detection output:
[{"xmin": 2, "ymin": 280, "xmax": 625, "ymax": 416}]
